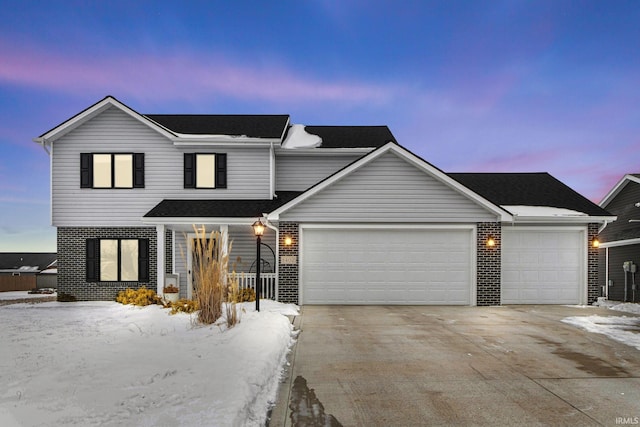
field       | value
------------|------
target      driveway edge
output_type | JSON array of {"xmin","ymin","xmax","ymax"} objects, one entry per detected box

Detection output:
[{"xmin": 268, "ymin": 307, "xmax": 303, "ymax": 426}]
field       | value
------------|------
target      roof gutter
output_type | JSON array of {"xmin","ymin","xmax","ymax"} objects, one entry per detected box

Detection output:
[
  {"xmin": 141, "ymin": 217, "xmax": 258, "ymax": 226},
  {"xmin": 505, "ymin": 215, "xmax": 616, "ymax": 225},
  {"xmin": 34, "ymin": 136, "xmax": 51, "ymax": 155}
]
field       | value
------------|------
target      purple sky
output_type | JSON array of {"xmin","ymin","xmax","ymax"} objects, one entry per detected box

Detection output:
[{"xmin": 1, "ymin": 1, "xmax": 639, "ymax": 251}]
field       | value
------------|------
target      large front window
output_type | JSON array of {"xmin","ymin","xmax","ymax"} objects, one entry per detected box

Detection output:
[{"xmin": 86, "ymin": 238, "xmax": 148, "ymax": 282}]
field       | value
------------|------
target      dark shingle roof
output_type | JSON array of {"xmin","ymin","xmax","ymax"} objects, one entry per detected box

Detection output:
[
  {"xmin": 0, "ymin": 253, "xmax": 57, "ymax": 270},
  {"xmin": 144, "ymin": 192, "xmax": 302, "ymax": 218},
  {"xmin": 144, "ymin": 114, "xmax": 289, "ymax": 138},
  {"xmin": 302, "ymin": 126, "xmax": 397, "ymax": 148},
  {"xmin": 449, "ymin": 172, "xmax": 613, "ymax": 217}
]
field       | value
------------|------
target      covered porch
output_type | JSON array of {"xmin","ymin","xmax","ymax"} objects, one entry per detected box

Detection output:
[
  {"xmin": 152, "ymin": 222, "xmax": 279, "ymax": 301},
  {"xmin": 142, "ymin": 193, "xmax": 302, "ymax": 302}
]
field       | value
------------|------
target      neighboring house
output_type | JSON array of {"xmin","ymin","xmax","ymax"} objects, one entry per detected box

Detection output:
[
  {"xmin": 0, "ymin": 253, "xmax": 57, "ymax": 291},
  {"xmin": 0, "ymin": 253, "xmax": 57, "ymax": 276},
  {"xmin": 34, "ymin": 96, "xmax": 614, "ymax": 305},
  {"xmin": 598, "ymin": 174, "xmax": 640, "ymax": 302}
]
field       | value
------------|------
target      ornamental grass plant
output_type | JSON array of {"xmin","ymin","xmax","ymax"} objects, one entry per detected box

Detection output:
[{"xmin": 189, "ymin": 226, "xmax": 242, "ymax": 327}]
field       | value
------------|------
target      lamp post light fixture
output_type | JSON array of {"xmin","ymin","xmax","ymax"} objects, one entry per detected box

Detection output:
[{"xmin": 252, "ymin": 219, "xmax": 265, "ymax": 312}]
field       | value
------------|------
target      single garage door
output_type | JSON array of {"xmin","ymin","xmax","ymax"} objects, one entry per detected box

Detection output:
[
  {"xmin": 301, "ymin": 228, "xmax": 473, "ymax": 305},
  {"xmin": 502, "ymin": 228, "xmax": 585, "ymax": 304}
]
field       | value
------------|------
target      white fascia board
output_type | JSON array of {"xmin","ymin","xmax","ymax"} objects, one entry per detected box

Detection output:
[
  {"xmin": 599, "ymin": 174, "xmax": 640, "ymax": 208},
  {"xmin": 33, "ymin": 96, "xmax": 176, "ymax": 143},
  {"xmin": 268, "ymin": 142, "xmax": 512, "ymax": 221},
  {"xmin": 274, "ymin": 147, "xmax": 373, "ymax": 156},
  {"xmin": 171, "ymin": 137, "xmax": 281, "ymax": 146},
  {"xmin": 600, "ymin": 237, "xmax": 640, "ymax": 248},
  {"xmin": 505, "ymin": 215, "xmax": 616, "ymax": 224},
  {"xmin": 141, "ymin": 217, "xmax": 257, "ymax": 226},
  {"xmin": 279, "ymin": 116, "xmax": 291, "ymax": 142}
]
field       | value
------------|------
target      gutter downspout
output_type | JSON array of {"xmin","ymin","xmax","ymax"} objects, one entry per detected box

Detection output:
[
  {"xmin": 269, "ymin": 142, "xmax": 275, "ymax": 199},
  {"xmin": 264, "ymin": 216, "xmax": 279, "ymax": 301}
]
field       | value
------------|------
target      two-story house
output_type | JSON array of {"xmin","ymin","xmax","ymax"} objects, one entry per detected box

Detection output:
[{"xmin": 34, "ymin": 96, "xmax": 614, "ymax": 305}]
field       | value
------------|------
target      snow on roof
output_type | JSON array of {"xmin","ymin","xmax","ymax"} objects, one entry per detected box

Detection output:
[
  {"xmin": 502, "ymin": 205, "xmax": 588, "ymax": 217},
  {"xmin": 281, "ymin": 124, "xmax": 322, "ymax": 149}
]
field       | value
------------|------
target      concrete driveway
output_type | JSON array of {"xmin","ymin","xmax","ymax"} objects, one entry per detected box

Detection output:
[{"xmin": 270, "ymin": 305, "xmax": 640, "ymax": 426}]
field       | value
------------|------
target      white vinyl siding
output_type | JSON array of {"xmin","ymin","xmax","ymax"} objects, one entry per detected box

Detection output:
[
  {"xmin": 301, "ymin": 227, "xmax": 474, "ymax": 305},
  {"xmin": 282, "ymin": 151, "xmax": 497, "ymax": 223},
  {"xmin": 275, "ymin": 154, "xmax": 362, "ymax": 191},
  {"xmin": 227, "ymin": 225, "xmax": 277, "ymax": 273},
  {"xmin": 52, "ymin": 107, "xmax": 271, "ymax": 226},
  {"xmin": 502, "ymin": 227, "xmax": 586, "ymax": 304}
]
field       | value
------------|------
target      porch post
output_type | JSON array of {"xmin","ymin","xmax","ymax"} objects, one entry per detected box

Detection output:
[
  {"xmin": 156, "ymin": 224, "xmax": 165, "ymax": 295},
  {"xmin": 219, "ymin": 225, "xmax": 229, "ymax": 256}
]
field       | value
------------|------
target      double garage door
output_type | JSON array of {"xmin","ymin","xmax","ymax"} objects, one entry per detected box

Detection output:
[
  {"xmin": 300, "ymin": 226, "xmax": 585, "ymax": 305},
  {"xmin": 301, "ymin": 228, "xmax": 474, "ymax": 305}
]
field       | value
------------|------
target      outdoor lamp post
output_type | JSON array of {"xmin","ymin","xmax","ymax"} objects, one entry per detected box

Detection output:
[{"xmin": 252, "ymin": 219, "xmax": 265, "ymax": 312}]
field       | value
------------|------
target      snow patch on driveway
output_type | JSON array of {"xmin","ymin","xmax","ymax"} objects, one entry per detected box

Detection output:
[{"xmin": 563, "ymin": 301, "xmax": 640, "ymax": 351}]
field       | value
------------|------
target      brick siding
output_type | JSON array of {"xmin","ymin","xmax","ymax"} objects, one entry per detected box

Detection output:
[
  {"xmin": 587, "ymin": 222, "xmax": 599, "ymax": 304},
  {"xmin": 278, "ymin": 222, "xmax": 299, "ymax": 304},
  {"xmin": 165, "ymin": 228, "xmax": 173, "ymax": 274},
  {"xmin": 477, "ymin": 222, "xmax": 502, "ymax": 306},
  {"xmin": 57, "ymin": 227, "xmax": 157, "ymax": 301}
]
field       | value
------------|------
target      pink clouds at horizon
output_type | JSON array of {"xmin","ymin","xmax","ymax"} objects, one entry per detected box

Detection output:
[{"xmin": 0, "ymin": 42, "xmax": 400, "ymax": 107}]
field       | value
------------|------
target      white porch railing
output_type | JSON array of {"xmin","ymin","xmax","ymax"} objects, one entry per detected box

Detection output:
[{"xmin": 235, "ymin": 273, "xmax": 277, "ymax": 300}]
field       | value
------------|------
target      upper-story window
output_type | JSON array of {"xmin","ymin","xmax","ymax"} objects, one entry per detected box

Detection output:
[
  {"xmin": 184, "ymin": 153, "xmax": 227, "ymax": 189},
  {"xmin": 80, "ymin": 153, "xmax": 144, "ymax": 189}
]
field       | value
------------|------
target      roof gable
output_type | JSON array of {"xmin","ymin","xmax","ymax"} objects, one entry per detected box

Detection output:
[
  {"xmin": 269, "ymin": 142, "xmax": 511, "ymax": 221},
  {"xmin": 34, "ymin": 96, "xmax": 175, "ymax": 143},
  {"xmin": 599, "ymin": 174, "xmax": 640, "ymax": 208}
]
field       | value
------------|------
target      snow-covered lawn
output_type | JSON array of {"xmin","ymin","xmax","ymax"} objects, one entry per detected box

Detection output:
[
  {"xmin": 0, "ymin": 290, "xmax": 56, "ymax": 300},
  {"xmin": 563, "ymin": 300, "xmax": 640, "ymax": 351},
  {"xmin": 0, "ymin": 299, "xmax": 298, "ymax": 427}
]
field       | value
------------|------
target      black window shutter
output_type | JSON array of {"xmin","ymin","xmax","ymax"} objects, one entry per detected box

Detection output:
[
  {"xmin": 86, "ymin": 239, "xmax": 99, "ymax": 281},
  {"xmin": 184, "ymin": 153, "xmax": 195, "ymax": 188},
  {"xmin": 80, "ymin": 153, "xmax": 93, "ymax": 188},
  {"xmin": 133, "ymin": 153, "xmax": 145, "ymax": 188},
  {"xmin": 138, "ymin": 239, "xmax": 150, "ymax": 282},
  {"xmin": 215, "ymin": 153, "xmax": 227, "ymax": 188}
]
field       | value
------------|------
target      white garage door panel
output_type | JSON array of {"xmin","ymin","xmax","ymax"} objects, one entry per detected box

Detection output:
[
  {"xmin": 302, "ymin": 228, "xmax": 472, "ymax": 305},
  {"xmin": 502, "ymin": 229, "xmax": 584, "ymax": 304}
]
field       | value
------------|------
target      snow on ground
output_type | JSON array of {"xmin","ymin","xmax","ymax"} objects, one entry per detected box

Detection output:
[
  {"xmin": 0, "ymin": 299, "xmax": 298, "ymax": 427},
  {"xmin": 563, "ymin": 300, "xmax": 640, "ymax": 352},
  {"xmin": 0, "ymin": 291, "xmax": 57, "ymax": 300}
]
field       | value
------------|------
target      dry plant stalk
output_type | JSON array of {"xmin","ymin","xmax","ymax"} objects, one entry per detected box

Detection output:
[
  {"xmin": 190, "ymin": 225, "xmax": 241, "ymax": 327},
  {"xmin": 224, "ymin": 272, "xmax": 241, "ymax": 327}
]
